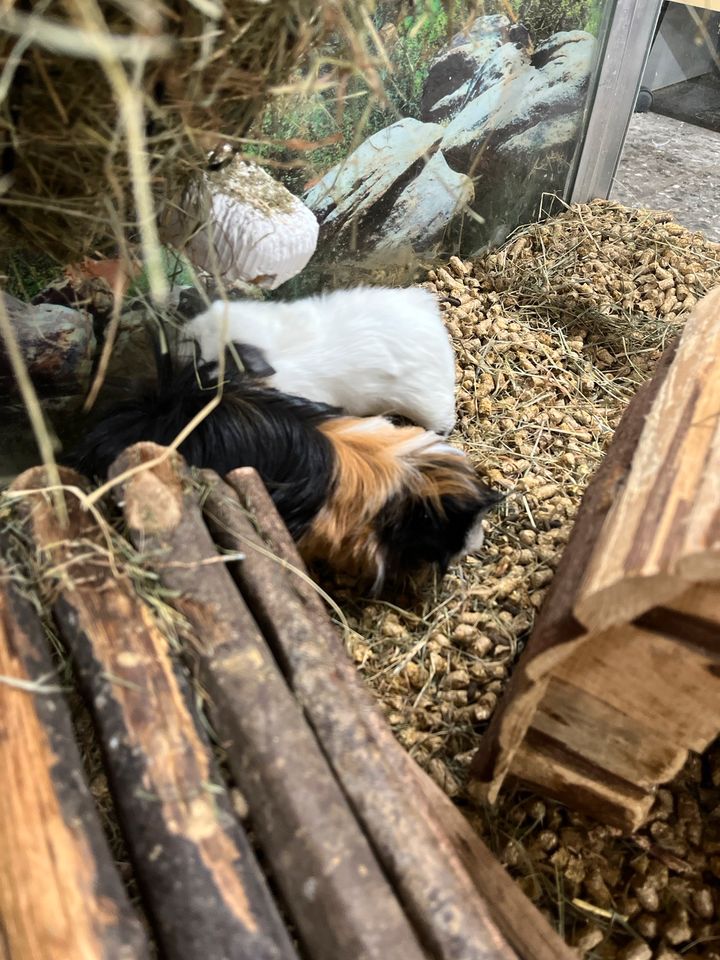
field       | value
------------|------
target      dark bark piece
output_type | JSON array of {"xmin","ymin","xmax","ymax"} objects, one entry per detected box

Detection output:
[
  {"xmin": 0, "ymin": 540, "xmax": 150, "ymax": 960},
  {"xmin": 201, "ymin": 466, "xmax": 575, "ymax": 960},
  {"xmin": 11, "ymin": 466, "xmax": 297, "ymax": 960},
  {"xmin": 469, "ymin": 337, "xmax": 679, "ymax": 799},
  {"xmin": 110, "ymin": 444, "xmax": 427, "ymax": 960}
]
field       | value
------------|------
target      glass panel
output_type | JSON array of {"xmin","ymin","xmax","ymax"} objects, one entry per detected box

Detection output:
[
  {"xmin": 643, "ymin": 1, "xmax": 720, "ymax": 132},
  {"xmin": 609, "ymin": 1, "xmax": 720, "ymax": 240},
  {"xmin": 252, "ymin": 0, "xmax": 619, "ymax": 287}
]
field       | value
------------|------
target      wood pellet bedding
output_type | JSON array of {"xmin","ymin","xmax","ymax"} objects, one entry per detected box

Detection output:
[{"xmin": 335, "ymin": 200, "xmax": 720, "ymax": 960}]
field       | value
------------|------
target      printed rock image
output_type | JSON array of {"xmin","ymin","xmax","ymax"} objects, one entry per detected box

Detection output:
[
  {"xmin": 304, "ymin": 14, "xmax": 596, "ymax": 256},
  {"xmin": 420, "ymin": 14, "xmax": 531, "ymax": 123}
]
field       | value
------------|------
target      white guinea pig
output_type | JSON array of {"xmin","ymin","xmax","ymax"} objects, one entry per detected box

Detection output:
[{"xmin": 183, "ymin": 286, "xmax": 457, "ymax": 436}]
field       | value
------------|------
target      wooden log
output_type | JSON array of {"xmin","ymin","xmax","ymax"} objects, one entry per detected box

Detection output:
[
  {"xmin": 110, "ymin": 444, "xmax": 427, "ymax": 960},
  {"xmin": 574, "ymin": 286, "xmax": 720, "ymax": 631},
  {"xmin": 469, "ymin": 337, "xmax": 679, "ymax": 801},
  {"xmin": 11, "ymin": 467, "xmax": 298, "ymax": 960},
  {"xmin": 468, "ymin": 300, "xmax": 720, "ymax": 829},
  {"xmin": 0, "ymin": 541, "xmax": 151, "ymax": 960},
  {"xmin": 202, "ymin": 466, "xmax": 575, "ymax": 960}
]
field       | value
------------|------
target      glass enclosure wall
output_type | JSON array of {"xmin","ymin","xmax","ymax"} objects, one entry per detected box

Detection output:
[
  {"xmin": 603, "ymin": 1, "xmax": 719, "ymax": 240},
  {"xmin": 255, "ymin": 0, "xmax": 620, "ymax": 277},
  {"xmin": 641, "ymin": 1, "xmax": 720, "ymax": 132}
]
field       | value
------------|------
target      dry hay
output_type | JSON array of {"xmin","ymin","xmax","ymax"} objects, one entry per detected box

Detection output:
[
  {"xmin": 0, "ymin": 0, "xmax": 376, "ymax": 266},
  {"xmin": 337, "ymin": 199, "xmax": 720, "ymax": 959}
]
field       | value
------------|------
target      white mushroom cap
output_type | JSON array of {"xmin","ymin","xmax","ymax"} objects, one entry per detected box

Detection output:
[{"xmin": 163, "ymin": 156, "xmax": 319, "ymax": 290}]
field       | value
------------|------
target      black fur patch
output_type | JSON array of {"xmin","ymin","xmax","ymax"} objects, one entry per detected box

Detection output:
[
  {"xmin": 375, "ymin": 482, "xmax": 502, "ymax": 586},
  {"xmin": 65, "ymin": 348, "xmax": 339, "ymax": 540},
  {"xmin": 227, "ymin": 342, "xmax": 276, "ymax": 379},
  {"xmin": 383, "ymin": 413, "xmax": 420, "ymax": 430}
]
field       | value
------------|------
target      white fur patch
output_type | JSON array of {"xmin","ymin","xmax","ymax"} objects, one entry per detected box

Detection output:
[
  {"xmin": 336, "ymin": 416, "xmax": 395, "ymax": 435},
  {"xmin": 186, "ymin": 287, "xmax": 457, "ymax": 435},
  {"xmin": 462, "ymin": 515, "xmax": 486, "ymax": 556}
]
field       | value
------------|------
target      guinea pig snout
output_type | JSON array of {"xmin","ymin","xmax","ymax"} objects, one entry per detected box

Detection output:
[{"xmin": 461, "ymin": 516, "xmax": 486, "ymax": 556}]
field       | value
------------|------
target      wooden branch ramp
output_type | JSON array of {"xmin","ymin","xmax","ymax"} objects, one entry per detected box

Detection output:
[
  {"xmin": 0, "ymin": 448, "xmax": 573, "ymax": 960},
  {"xmin": 471, "ymin": 285, "xmax": 720, "ymax": 832}
]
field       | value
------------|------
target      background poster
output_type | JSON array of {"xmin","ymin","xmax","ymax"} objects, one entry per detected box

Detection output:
[{"xmin": 254, "ymin": 0, "xmax": 606, "ymax": 274}]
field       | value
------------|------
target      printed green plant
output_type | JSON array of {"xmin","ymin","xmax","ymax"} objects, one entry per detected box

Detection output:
[
  {"xmin": 512, "ymin": 0, "xmax": 603, "ymax": 37},
  {"xmin": 248, "ymin": 1, "xmax": 488, "ymax": 192},
  {"xmin": 2, "ymin": 251, "xmax": 62, "ymax": 300},
  {"xmin": 248, "ymin": 0, "xmax": 604, "ymax": 195}
]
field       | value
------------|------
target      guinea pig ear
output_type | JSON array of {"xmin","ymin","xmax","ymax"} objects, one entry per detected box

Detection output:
[{"xmin": 226, "ymin": 342, "xmax": 276, "ymax": 378}]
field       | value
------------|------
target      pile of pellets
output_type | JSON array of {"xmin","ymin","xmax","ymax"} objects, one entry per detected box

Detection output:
[{"xmin": 338, "ymin": 200, "xmax": 720, "ymax": 960}]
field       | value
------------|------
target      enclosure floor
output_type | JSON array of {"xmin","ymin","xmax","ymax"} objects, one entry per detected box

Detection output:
[
  {"xmin": 651, "ymin": 72, "xmax": 720, "ymax": 134},
  {"xmin": 611, "ymin": 111, "xmax": 720, "ymax": 242}
]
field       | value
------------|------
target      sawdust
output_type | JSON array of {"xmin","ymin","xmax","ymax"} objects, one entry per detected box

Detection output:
[{"xmin": 337, "ymin": 199, "xmax": 720, "ymax": 960}]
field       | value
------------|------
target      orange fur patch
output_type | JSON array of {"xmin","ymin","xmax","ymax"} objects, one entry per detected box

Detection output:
[{"xmin": 298, "ymin": 416, "xmax": 483, "ymax": 585}]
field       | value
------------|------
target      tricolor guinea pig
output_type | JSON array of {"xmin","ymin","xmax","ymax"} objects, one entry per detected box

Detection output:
[
  {"xmin": 182, "ymin": 286, "xmax": 457, "ymax": 437},
  {"xmin": 66, "ymin": 350, "xmax": 499, "ymax": 594}
]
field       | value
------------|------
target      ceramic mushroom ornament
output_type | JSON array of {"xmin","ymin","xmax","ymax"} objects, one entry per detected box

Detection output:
[{"xmin": 162, "ymin": 152, "xmax": 319, "ymax": 290}]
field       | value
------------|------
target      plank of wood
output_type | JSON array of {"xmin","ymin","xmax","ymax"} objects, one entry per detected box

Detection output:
[
  {"xmin": 575, "ymin": 287, "xmax": 720, "ymax": 631},
  {"xmin": 510, "ymin": 674, "xmax": 688, "ymax": 831},
  {"xmin": 532, "ymin": 676, "xmax": 687, "ymax": 790},
  {"xmin": 0, "ymin": 543, "xmax": 150, "ymax": 960},
  {"xmin": 659, "ymin": 581, "xmax": 720, "ymax": 626},
  {"xmin": 553, "ymin": 621, "xmax": 720, "ymax": 753},
  {"xmin": 203, "ymin": 466, "xmax": 576, "ymax": 960},
  {"xmin": 11, "ymin": 466, "xmax": 298, "ymax": 960},
  {"xmin": 469, "ymin": 338, "xmax": 679, "ymax": 799},
  {"xmin": 110, "ymin": 443, "xmax": 428, "ymax": 960},
  {"xmin": 505, "ymin": 737, "xmax": 653, "ymax": 833},
  {"xmin": 474, "ymin": 589, "xmax": 720, "ymax": 829}
]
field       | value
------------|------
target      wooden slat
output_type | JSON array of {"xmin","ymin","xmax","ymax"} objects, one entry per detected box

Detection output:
[
  {"xmin": 202, "ymin": 466, "xmax": 575, "ymax": 960},
  {"xmin": 532, "ymin": 677, "xmax": 687, "ymax": 789},
  {"xmin": 505, "ymin": 739, "xmax": 652, "ymax": 833},
  {"xmin": 662, "ymin": 581, "xmax": 720, "ymax": 626},
  {"xmin": 0, "ymin": 543, "xmax": 150, "ymax": 960},
  {"xmin": 575, "ymin": 286, "xmax": 720, "ymax": 631},
  {"xmin": 11, "ymin": 467, "xmax": 298, "ymax": 960},
  {"xmin": 515, "ymin": 676, "xmax": 683, "ymax": 830},
  {"xmin": 470, "ymin": 337, "xmax": 679, "ymax": 800},
  {"xmin": 110, "ymin": 444, "xmax": 427, "ymax": 960},
  {"xmin": 554, "ymin": 623, "xmax": 720, "ymax": 752}
]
